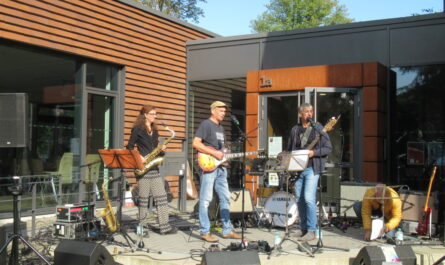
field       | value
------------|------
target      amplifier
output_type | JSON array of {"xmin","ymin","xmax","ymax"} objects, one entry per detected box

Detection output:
[
  {"xmin": 53, "ymin": 221, "xmax": 101, "ymax": 240},
  {"xmin": 340, "ymin": 182, "xmax": 376, "ymax": 217},
  {"xmin": 56, "ymin": 204, "xmax": 95, "ymax": 223},
  {"xmin": 400, "ymin": 191, "xmax": 438, "ymax": 223}
]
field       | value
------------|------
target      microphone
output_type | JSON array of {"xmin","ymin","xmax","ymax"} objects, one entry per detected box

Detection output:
[
  {"xmin": 230, "ymin": 115, "xmax": 240, "ymax": 125},
  {"xmin": 307, "ymin": 117, "xmax": 316, "ymax": 127}
]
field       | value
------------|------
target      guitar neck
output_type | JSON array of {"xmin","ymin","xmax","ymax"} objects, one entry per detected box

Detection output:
[
  {"xmin": 306, "ymin": 135, "xmax": 321, "ymax": 150},
  {"xmin": 225, "ymin": 152, "xmax": 257, "ymax": 159},
  {"xmin": 424, "ymin": 166, "xmax": 437, "ymax": 211}
]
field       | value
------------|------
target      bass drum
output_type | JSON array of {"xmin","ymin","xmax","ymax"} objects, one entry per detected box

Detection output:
[{"xmin": 264, "ymin": 192, "xmax": 298, "ymax": 227}]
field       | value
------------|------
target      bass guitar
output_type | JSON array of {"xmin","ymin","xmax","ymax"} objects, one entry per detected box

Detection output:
[
  {"xmin": 197, "ymin": 147, "xmax": 258, "ymax": 172},
  {"xmin": 416, "ymin": 166, "xmax": 437, "ymax": 235}
]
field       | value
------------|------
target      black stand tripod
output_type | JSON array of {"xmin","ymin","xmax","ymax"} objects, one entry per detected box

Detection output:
[
  {"xmin": 99, "ymin": 149, "xmax": 143, "ymax": 252},
  {"xmin": 310, "ymin": 122, "xmax": 349, "ymax": 254},
  {"xmin": 0, "ymin": 176, "xmax": 51, "ymax": 265},
  {"xmin": 231, "ymin": 115, "xmax": 251, "ymax": 246},
  {"xmin": 274, "ymin": 169, "xmax": 314, "ymax": 257},
  {"xmin": 80, "ymin": 160, "xmax": 102, "ymax": 241}
]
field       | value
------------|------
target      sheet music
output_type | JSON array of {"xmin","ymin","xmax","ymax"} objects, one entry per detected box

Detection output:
[{"xmin": 371, "ymin": 218, "xmax": 384, "ymax": 240}]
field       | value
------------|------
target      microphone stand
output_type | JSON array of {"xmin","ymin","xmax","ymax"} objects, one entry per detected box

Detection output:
[
  {"xmin": 231, "ymin": 115, "xmax": 251, "ymax": 248},
  {"xmin": 309, "ymin": 120, "xmax": 349, "ymax": 254}
]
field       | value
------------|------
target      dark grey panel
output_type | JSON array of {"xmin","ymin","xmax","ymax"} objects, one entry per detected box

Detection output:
[
  {"xmin": 188, "ymin": 43, "xmax": 260, "ymax": 81},
  {"xmin": 261, "ymin": 30, "xmax": 389, "ymax": 69},
  {"xmin": 390, "ymin": 23, "xmax": 445, "ymax": 66}
]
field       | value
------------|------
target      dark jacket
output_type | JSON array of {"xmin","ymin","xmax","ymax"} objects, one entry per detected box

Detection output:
[{"xmin": 287, "ymin": 122, "xmax": 332, "ymax": 175}]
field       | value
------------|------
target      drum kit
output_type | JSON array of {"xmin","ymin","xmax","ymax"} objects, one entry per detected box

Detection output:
[{"xmin": 251, "ymin": 150, "xmax": 310, "ymax": 228}]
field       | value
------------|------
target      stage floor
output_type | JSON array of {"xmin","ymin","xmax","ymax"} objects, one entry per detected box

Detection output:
[
  {"xmin": 110, "ymin": 199, "xmax": 445, "ymax": 265},
  {"xmin": 2, "ymin": 199, "xmax": 444, "ymax": 265}
]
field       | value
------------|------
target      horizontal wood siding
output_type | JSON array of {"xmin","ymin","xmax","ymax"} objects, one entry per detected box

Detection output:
[{"xmin": 0, "ymin": 0, "xmax": 213, "ymax": 152}]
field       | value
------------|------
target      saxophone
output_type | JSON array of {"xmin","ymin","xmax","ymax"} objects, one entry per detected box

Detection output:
[
  {"xmin": 100, "ymin": 178, "xmax": 119, "ymax": 232},
  {"xmin": 134, "ymin": 124, "xmax": 175, "ymax": 176}
]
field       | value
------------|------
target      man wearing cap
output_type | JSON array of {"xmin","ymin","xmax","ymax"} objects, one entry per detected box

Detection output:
[{"xmin": 192, "ymin": 101, "xmax": 241, "ymax": 242}]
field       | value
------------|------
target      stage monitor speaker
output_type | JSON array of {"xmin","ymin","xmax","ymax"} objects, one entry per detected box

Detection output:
[
  {"xmin": 201, "ymin": 250, "xmax": 261, "ymax": 265},
  {"xmin": 0, "ymin": 93, "xmax": 28, "ymax": 148},
  {"xmin": 353, "ymin": 245, "xmax": 416, "ymax": 265},
  {"xmin": 54, "ymin": 239, "xmax": 116, "ymax": 265}
]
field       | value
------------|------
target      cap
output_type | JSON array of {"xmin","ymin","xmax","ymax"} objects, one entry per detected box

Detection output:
[{"xmin": 210, "ymin": 101, "xmax": 227, "ymax": 110}]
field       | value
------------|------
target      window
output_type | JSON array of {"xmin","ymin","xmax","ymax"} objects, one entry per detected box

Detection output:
[{"xmin": 392, "ymin": 64, "xmax": 445, "ymax": 188}]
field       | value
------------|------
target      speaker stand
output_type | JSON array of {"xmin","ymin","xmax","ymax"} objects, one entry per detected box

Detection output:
[{"xmin": 0, "ymin": 177, "xmax": 51, "ymax": 265}]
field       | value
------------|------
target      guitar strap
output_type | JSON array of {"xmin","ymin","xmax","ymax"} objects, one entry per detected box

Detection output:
[{"xmin": 299, "ymin": 126, "xmax": 313, "ymax": 148}]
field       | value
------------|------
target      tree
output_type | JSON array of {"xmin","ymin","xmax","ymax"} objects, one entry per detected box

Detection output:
[
  {"xmin": 133, "ymin": 0, "xmax": 206, "ymax": 23},
  {"xmin": 251, "ymin": 0, "xmax": 353, "ymax": 33}
]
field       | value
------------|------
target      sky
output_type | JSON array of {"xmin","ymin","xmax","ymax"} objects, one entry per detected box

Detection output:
[{"xmin": 194, "ymin": 0, "xmax": 444, "ymax": 36}]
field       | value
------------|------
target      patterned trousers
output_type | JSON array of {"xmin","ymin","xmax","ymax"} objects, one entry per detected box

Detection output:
[{"xmin": 138, "ymin": 169, "xmax": 171, "ymax": 233}]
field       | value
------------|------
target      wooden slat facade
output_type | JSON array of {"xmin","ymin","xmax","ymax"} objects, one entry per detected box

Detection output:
[
  {"xmin": 0, "ymin": 0, "xmax": 213, "ymax": 149},
  {"xmin": 0, "ymin": 0, "xmax": 214, "ymax": 196}
]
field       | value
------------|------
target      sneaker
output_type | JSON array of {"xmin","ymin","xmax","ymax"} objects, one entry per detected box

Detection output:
[
  {"xmin": 222, "ymin": 230, "xmax": 242, "ymax": 239},
  {"xmin": 299, "ymin": 231, "xmax": 315, "ymax": 242},
  {"xmin": 201, "ymin": 233, "xmax": 219, "ymax": 242},
  {"xmin": 160, "ymin": 227, "xmax": 178, "ymax": 235},
  {"xmin": 293, "ymin": 230, "xmax": 307, "ymax": 238}
]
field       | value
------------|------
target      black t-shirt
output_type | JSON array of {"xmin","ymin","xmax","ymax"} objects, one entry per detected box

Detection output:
[
  {"xmin": 126, "ymin": 125, "xmax": 158, "ymax": 157},
  {"xmin": 195, "ymin": 119, "xmax": 225, "ymax": 151}
]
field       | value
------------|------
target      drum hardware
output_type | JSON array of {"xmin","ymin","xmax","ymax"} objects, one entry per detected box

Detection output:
[
  {"xmin": 264, "ymin": 170, "xmax": 315, "ymax": 257},
  {"xmin": 264, "ymin": 192, "xmax": 298, "ymax": 228}
]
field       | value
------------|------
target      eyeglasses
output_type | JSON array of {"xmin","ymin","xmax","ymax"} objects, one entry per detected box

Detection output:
[{"xmin": 147, "ymin": 112, "xmax": 157, "ymax": 116}]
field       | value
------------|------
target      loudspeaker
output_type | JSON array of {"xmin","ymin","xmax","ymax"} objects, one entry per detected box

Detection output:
[
  {"xmin": 201, "ymin": 250, "xmax": 261, "ymax": 265},
  {"xmin": 353, "ymin": 246, "xmax": 416, "ymax": 265},
  {"xmin": 0, "ymin": 93, "xmax": 28, "ymax": 147},
  {"xmin": 54, "ymin": 239, "xmax": 116, "ymax": 265}
]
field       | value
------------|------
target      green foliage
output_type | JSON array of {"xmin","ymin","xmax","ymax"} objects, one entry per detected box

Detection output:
[
  {"xmin": 133, "ymin": 0, "xmax": 206, "ymax": 23},
  {"xmin": 251, "ymin": 0, "xmax": 353, "ymax": 33}
]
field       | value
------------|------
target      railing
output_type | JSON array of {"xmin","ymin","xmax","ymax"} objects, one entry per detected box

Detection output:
[{"xmin": 0, "ymin": 173, "xmax": 115, "ymax": 237}]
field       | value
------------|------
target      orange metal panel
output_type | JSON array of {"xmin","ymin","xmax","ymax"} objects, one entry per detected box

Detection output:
[
  {"xmin": 246, "ymin": 93, "xmax": 259, "ymax": 115},
  {"xmin": 363, "ymin": 162, "xmax": 385, "ymax": 182},
  {"xmin": 363, "ymin": 137, "xmax": 384, "ymax": 161},
  {"xmin": 246, "ymin": 71, "xmax": 260, "ymax": 92}
]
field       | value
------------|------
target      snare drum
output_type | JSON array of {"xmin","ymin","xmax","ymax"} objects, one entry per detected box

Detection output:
[{"xmin": 264, "ymin": 191, "xmax": 298, "ymax": 227}]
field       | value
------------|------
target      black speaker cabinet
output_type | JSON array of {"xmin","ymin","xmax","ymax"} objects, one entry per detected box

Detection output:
[
  {"xmin": 0, "ymin": 93, "xmax": 28, "ymax": 148},
  {"xmin": 54, "ymin": 239, "xmax": 116, "ymax": 265},
  {"xmin": 201, "ymin": 250, "xmax": 261, "ymax": 265},
  {"xmin": 353, "ymin": 245, "xmax": 416, "ymax": 265}
]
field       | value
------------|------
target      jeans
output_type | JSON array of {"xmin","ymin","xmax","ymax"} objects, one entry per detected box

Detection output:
[
  {"xmin": 294, "ymin": 167, "xmax": 319, "ymax": 231},
  {"xmin": 353, "ymin": 201, "xmax": 396, "ymax": 238},
  {"xmin": 199, "ymin": 167, "xmax": 233, "ymax": 235}
]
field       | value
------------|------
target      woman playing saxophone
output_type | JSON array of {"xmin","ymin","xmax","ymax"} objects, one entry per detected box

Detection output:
[{"xmin": 126, "ymin": 105, "xmax": 177, "ymax": 235}]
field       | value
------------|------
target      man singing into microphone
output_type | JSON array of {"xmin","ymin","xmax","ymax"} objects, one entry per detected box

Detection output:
[{"xmin": 287, "ymin": 103, "xmax": 332, "ymax": 241}]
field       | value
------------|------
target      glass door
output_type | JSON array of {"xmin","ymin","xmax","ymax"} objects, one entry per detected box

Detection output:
[
  {"xmin": 305, "ymin": 87, "xmax": 361, "ymax": 204},
  {"xmin": 258, "ymin": 92, "xmax": 305, "ymax": 154}
]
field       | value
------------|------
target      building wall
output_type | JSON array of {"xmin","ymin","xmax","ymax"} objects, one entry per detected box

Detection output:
[
  {"xmin": 187, "ymin": 13, "xmax": 445, "ymax": 81},
  {"xmin": 0, "ymin": 0, "xmax": 214, "ymax": 151},
  {"xmin": 245, "ymin": 62, "xmax": 389, "ymax": 188}
]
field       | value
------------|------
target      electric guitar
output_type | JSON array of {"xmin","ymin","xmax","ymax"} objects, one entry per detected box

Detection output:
[
  {"xmin": 197, "ymin": 147, "xmax": 258, "ymax": 172},
  {"xmin": 416, "ymin": 166, "xmax": 437, "ymax": 235},
  {"xmin": 306, "ymin": 115, "xmax": 340, "ymax": 150}
]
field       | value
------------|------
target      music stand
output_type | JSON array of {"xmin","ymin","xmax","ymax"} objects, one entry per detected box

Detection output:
[
  {"xmin": 98, "ymin": 149, "xmax": 144, "ymax": 251},
  {"xmin": 272, "ymin": 155, "xmax": 314, "ymax": 257}
]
